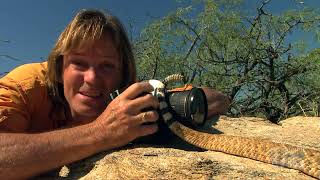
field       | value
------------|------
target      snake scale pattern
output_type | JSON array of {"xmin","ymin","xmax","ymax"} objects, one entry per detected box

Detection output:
[{"xmin": 148, "ymin": 74, "xmax": 320, "ymax": 179}]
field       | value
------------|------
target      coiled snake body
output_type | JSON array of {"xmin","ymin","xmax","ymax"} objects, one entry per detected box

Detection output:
[{"xmin": 147, "ymin": 75, "xmax": 320, "ymax": 179}]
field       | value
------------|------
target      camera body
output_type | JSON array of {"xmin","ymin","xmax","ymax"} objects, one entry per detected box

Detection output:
[
  {"xmin": 135, "ymin": 86, "xmax": 208, "ymax": 144},
  {"xmin": 109, "ymin": 85, "xmax": 208, "ymax": 144}
]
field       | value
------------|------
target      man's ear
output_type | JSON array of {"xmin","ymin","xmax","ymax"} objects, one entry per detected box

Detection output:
[
  {"xmin": 57, "ymin": 55, "xmax": 64, "ymax": 83},
  {"xmin": 58, "ymin": 75, "xmax": 63, "ymax": 83}
]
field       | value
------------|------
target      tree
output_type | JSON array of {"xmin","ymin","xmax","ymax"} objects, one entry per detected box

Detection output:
[{"xmin": 134, "ymin": 0, "xmax": 320, "ymax": 122}]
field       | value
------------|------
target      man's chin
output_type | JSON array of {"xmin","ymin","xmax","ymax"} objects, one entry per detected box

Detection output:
[{"xmin": 74, "ymin": 107, "xmax": 103, "ymax": 120}]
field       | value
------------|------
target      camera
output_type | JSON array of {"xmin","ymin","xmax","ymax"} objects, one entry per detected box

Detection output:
[{"xmin": 109, "ymin": 86, "xmax": 208, "ymax": 144}]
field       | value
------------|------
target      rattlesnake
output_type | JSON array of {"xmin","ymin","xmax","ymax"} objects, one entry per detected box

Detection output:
[{"xmin": 147, "ymin": 74, "xmax": 320, "ymax": 179}]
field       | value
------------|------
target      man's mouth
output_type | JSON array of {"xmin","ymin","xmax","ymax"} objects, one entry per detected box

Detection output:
[
  {"xmin": 77, "ymin": 90, "xmax": 107, "ymax": 109},
  {"xmin": 79, "ymin": 91, "xmax": 102, "ymax": 98}
]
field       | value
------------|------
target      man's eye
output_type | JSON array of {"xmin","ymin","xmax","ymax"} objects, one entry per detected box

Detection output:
[
  {"xmin": 101, "ymin": 64, "xmax": 115, "ymax": 71},
  {"xmin": 72, "ymin": 61, "xmax": 88, "ymax": 69}
]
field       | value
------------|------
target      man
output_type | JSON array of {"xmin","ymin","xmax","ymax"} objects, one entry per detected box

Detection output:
[{"xmin": 0, "ymin": 9, "xmax": 230, "ymax": 179}]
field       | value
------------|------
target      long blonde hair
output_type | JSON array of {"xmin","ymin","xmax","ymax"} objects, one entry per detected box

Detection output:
[{"xmin": 45, "ymin": 9, "xmax": 136, "ymax": 106}]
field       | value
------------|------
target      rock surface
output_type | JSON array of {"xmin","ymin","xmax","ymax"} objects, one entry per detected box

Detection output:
[{"xmin": 35, "ymin": 116, "xmax": 320, "ymax": 180}]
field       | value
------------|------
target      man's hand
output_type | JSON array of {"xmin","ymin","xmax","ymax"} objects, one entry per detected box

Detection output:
[
  {"xmin": 94, "ymin": 81, "xmax": 160, "ymax": 149},
  {"xmin": 201, "ymin": 87, "xmax": 231, "ymax": 119}
]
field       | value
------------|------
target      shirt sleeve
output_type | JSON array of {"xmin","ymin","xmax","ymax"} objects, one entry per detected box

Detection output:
[{"xmin": 0, "ymin": 75, "xmax": 31, "ymax": 132}]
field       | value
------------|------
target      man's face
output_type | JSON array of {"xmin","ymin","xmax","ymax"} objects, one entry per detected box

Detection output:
[{"xmin": 62, "ymin": 33, "xmax": 122, "ymax": 121}]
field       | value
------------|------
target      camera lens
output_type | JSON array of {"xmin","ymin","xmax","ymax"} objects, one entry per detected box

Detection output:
[
  {"xmin": 188, "ymin": 88, "xmax": 207, "ymax": 125},
  {"xmin": 167, "ymin": 87, "xmax": 207, "ymax": 127}
]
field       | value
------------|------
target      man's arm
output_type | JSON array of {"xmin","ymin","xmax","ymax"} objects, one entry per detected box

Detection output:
[
  {"xmin": 201, "ymin": 87, "xmax": 231, "ymax": 119},
  {"xmin": 0, "ymin": 82, "xmax": 159, "ymax": 179},
  {"xmin": 0, "ymin": 123, "xmax": 106, "ymax": 179}
]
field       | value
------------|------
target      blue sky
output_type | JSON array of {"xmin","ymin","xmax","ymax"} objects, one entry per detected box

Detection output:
[{"xmin": 0, "ymin": 0, "xmax": 319, "ymax": 73}]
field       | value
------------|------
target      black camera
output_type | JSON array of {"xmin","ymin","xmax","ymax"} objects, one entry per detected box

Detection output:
[{"xmin": 109, "ymin": 86, "xmax": 208, "ymax": 144}]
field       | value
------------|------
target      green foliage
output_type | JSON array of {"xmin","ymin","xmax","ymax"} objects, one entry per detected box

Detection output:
[{"xmin": 134, "ymin": 0, "xmax": 320, "ymax": 122}]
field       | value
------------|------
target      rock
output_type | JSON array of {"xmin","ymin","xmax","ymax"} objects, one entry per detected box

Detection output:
[{"xmin": 35, "ymin": 116, "xmax": 320, "ymax": 179}]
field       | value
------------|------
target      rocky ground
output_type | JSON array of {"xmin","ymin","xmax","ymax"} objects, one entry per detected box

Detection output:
[{"xmin": 35, "ymin": 116, "xmax": 320, "ymax": 180}]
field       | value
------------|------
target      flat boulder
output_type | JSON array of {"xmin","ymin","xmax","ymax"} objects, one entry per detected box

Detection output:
[{"xmin": 36, "ymin": 116, "xmax": 320, "ymax": 179}]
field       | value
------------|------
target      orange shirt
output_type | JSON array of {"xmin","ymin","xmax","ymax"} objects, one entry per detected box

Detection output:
[{"xmin": 0, "ymin": 62, "xmax": 67, "ymax": 132}]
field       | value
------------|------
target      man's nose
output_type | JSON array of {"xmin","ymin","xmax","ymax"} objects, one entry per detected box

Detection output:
[{"xmin": 84, "ymin": 67, "xmax": 99, "ymax": 83}]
